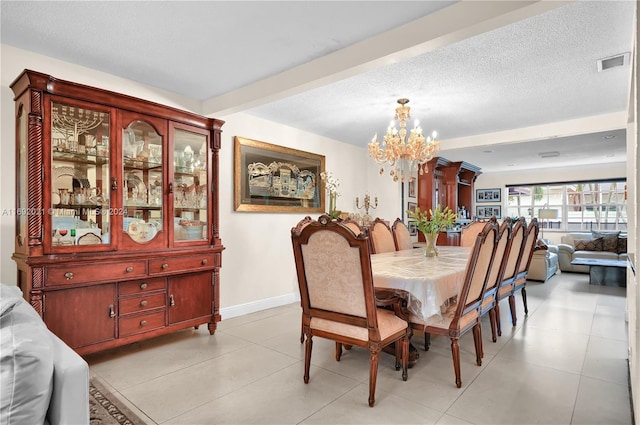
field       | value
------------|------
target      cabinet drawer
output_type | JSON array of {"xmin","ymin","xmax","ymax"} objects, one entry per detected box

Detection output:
[
  {"xmin": 119, "ymin": 311, "xmax": 166, "ymax": 337},
  {"xmin": 149, "ymin": 253, "xmax": 219, "ymax": 275},
  {"xmin": 119, "ymin": 278, "xmax": 166, "ymax": 295},
  {"xmin": 46, "ymin": 261, "xmax": 148, "ymax": 286},
  {"xmin": 119, "ymin": 293, "xmax": 166, "ymax": 315}
]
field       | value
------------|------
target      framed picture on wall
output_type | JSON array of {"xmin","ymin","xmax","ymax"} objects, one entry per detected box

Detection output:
[
  {"xmin": 476, "ymin": 188, "xmax": 501, "ymax": 203},
  {"xmin": 234, "ymin": 136, "xmax": 325, "ymax": 213},
  {"xmin": 407, "ymin": 202, "xmax": 417, "ymax": 214},
  {"xmin": 476, "ymin": 205, "xmax": 501, "ymax": 219},
  {"xmin": 408, "ymin": 220, "xmax": 418, "ymax": 236},
  {"xmin": 408, "ymin": 179, "xmax": 416, "ymax": 198}
]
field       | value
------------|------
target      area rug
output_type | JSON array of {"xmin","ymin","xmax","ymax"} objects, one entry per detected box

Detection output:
[{"xmin": 89, "ymin": 378, "xmax": 147, "ymax": 425}]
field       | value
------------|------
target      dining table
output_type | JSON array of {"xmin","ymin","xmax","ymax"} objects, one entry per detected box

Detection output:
[{"xmin": 371, "ymin": 246, "xmax": 472, "ymax": 324}]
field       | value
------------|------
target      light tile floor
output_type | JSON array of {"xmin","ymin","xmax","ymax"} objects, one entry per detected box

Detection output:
[{"xmin": 86, "ymin": 271, "xmax": 633, "ymax": 424}]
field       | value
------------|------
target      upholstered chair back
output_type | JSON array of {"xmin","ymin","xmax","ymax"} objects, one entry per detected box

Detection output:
[
  {"xmin": 338, "ymin": 217, "xmax": 365, "ymax": 237},
  {"xmin": 502, "ymin": 219, "xmax": 525, "ymax": 288},
  {"xmin": 392, "ymin": 218, "xmax": 413, "ymax": 251},
  {"xmin": 369, "ymin": 218, "xmax": 396, "ymax": 254},
  {"xmin": 461, "ymin": 221, "xmax": 486, "ymax": 248},
  {"xmin": 485, "ymin": 218, "xmax": 512, "ymax": 296},
  {"xmin": 462, "ymin": 221, "xmax": 498, "ymax": 311},
  {"xmin": 301, "ymin": 229, "xmax": 368, "ymax": 318},
  {"xmin": 517, "ymin": 218, "xmax": 540, "ymax": 277}
]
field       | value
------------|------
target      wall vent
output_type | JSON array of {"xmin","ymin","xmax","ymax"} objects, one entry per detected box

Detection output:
[{"xmin": 597, "ymin": 53, "xmax": 630, "ymax": 72}]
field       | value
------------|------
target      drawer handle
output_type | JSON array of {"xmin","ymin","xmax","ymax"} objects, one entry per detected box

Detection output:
[
  {"xmin": 64, "ymin": 272, "xmax": 74, "ymax": 280},
  {"xmin": 108, "ymin": 305, "xmax": 115, "ymax": 318},
  {"xmin": 126, "ymin": 266, "xmax": 134, "ymax": 273},
  {"xmin": 140, "ymin": 320, "xmax": 148, "ymax": 326},
  {"xmin": 161, "ymin": 263, "xmax": 169, "ymax": 270},
  {"xmin": 140, "ymin": 283, "xmax": 147, "ymax": 289},
  {"xmin": 201, "ymin": 259, "xmax": 208, "ymax": 265},
  {"xmin": 140, "ymin": 300, "xmax": 148, "ymax": 307},
  {"xmin": 169, "ymin": 294, "xmax": 175, "ymax": 306}
]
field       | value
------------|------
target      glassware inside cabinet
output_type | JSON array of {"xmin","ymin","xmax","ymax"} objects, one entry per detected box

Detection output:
[
  {"xmin": 173, "ymin": 128, "xmax": 208, "ymax": 242},
  {"xmin": 51, "ymin": 102, "xmax": 111, "ymax": 247},
  {"xmin": 122, "ymin": 120, "xmax": 163, "ymax": 244}
]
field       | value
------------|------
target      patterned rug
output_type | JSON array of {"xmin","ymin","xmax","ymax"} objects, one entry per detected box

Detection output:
[{"xmin": 89, "ymin": 378, "xmax": 147, "ymax": 425}]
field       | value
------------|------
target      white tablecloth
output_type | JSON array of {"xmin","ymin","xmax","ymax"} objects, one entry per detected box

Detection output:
[{"xmin": 371, "ymin": 246, "xmax": 471, "ymax": 321}]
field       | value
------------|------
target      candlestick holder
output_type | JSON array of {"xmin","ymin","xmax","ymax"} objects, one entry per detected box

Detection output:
[{"xmin": 355, "ymin": 194, "xmax": 378, "ymax": 216}]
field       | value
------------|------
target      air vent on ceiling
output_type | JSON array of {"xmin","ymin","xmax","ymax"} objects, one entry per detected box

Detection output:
[
  {"xmin": 539, "ymin": 151, "xmax": 560, "ymax": 158},
  {"xmin": 597, "ymin": 53, "xmax": 630, "ymax": 72}
]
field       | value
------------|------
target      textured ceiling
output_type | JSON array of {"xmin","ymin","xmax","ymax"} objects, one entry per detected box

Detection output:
[{"xmin": 1, "ymin": 1, "xmax": 634, "ymax": 173}]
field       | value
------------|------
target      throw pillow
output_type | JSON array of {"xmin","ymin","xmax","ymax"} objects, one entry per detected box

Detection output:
[
  {"xmin": 617, "ymin": 236, "xmax": 627, "ymax": 254},
  {"xmin": 592, "ymin": 231, "xmax": 620, "ymax": 253},
  {"xmin": 0, "ymin": 284, "xmax": 54, "ymax": 425},
  {"xmin": 574, "ymin": 238, "xmax": 603, "ymax": 251}
]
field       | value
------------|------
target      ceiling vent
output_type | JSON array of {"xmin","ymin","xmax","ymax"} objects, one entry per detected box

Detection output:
[
  {"xmin": 597, "ymin": 53, "xmax": 630, "ymax": 72},
  {"xmin": 539, "ymin": 151, "xmax": 560, "ymax": 158}
]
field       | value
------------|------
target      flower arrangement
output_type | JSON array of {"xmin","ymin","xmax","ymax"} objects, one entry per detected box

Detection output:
[
  {"xmin": 408, "ymin": 204, "xmax": 457, "ymax": 235},
  {"xmin": 320, "ymin": 171, "xmax": 340, "ymax": 196},
  {"xmin": 320, "ymin": 171, "xmax": 341, "ymax": 218}
]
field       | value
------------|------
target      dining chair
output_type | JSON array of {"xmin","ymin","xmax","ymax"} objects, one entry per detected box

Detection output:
[
  {"xmin": 369, "ymin": 218, "xmax": 396, "ymax": 254},
  {"xmin": 511, "ymin": 218, "xmax": 540, "ymax": 324},
  {"xmin": 494, "ymin": 217, "xmax": 526, "ymax": 336},
  {"xmin": 293, "ymin": 216, "xmax": 314, "ymax": 344},
  {"xmin": 460, "ymin": 221, "xmax": 486, "ymax": 247},
  {"xmin": 291, "ymin": 215, "xmax": 411, "ymax": 407},
  {"xmin": 392, "ymin": 218, "xmax": 414, "ymax": 251},
  {"xmin": 338, "ymin": 217, "xmax": 365, "ymax": 237},
  {"xmin": 479, "ymin": 217, "xmax": 511, "ymax": 343},
  {"xmin": 412, "ymin": 219, "xmax": 499, "ymax": 388}
]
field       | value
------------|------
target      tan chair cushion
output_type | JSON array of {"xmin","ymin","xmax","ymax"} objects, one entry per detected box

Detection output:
[{"xmin": 311, "ymin": 308, "xmax": 407, "ymax": 341}]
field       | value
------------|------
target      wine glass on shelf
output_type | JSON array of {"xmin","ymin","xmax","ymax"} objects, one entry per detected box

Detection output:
[
  {"xmin": 58, "ymin": 228, "xmax": 68, "ymax": 245},
  {"xmin": 52, "ymin": 228, "xmax": 58, "ymax": 246}
]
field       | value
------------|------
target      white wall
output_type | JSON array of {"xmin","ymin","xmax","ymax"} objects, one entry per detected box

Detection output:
[
  {"xmin": 0, "ymin": 44, "xmax": 404, "ymax": 318},
  {"xmin": 216, "ymin": 112, "xmax": 400, "ymax": 316}
]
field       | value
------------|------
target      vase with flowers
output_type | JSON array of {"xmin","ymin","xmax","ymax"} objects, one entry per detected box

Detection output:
[
  {"xmin": 408, "ymin": 204, "xmax": 458, "ymax": 257},
  {"xmin": 320, "ymin": 171, "xmax": 341, "ymax": 219}
]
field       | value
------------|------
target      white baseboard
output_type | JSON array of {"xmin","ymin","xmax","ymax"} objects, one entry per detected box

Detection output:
[{"xmin": 220, "ymin": 292, "xmax": 301, "ymax": 320}]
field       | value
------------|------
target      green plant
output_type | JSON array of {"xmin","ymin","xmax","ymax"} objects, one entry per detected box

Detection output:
[{"xmin": 408, "ymin": 205, "xmax": 457, "ymax": 234}]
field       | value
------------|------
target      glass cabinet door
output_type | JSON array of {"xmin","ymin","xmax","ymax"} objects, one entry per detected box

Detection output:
[
  {"xmin": 50, "ymin": 101, "xmax": 111, "ymax": 248},
  {"xmin": 123, "ymin": 120, "xmax": 164, "ymax": 244},
  {"xmin": 172, "ymin": 127, "xmax": 208, "ymax": 243}
]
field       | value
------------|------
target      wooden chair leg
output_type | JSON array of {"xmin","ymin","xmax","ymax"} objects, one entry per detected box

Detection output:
[
  {"xmin": 300, "ymin": 322, "xmax": 304, "ymax": 343},
  {"xmin": 304, "ymin": 336, "xmax": 313, "ymax": 384},
  {"xmin": 489, "ymin": 308, "xmax": 497, "ymax": 342},
  {"xmin": 495, "ymin": 303, "xmax": 502, "ymax": 336},
  {"xmin": 522, "ymin": 288, "xmax": 529, "ymax": 315},
  {"xmin": 368, "ymin": 351, "xmax": 379, "ymax": 407},
  {"xmin": 424, "ymin": 332, "xmax": 431, "ymax": 351},
  {"xmin": 401, "ymin": 336, "xmax": 409, "ymax": 381},
  {"xmin": 335, "ymin": 342, "xmax": 342, "ymax": 361},
  {"xmin": 450, "ymin": 337, "xmax": 462, "ymax": 388},
  {"xmin": 473, "ymin": 323, "xmax": 483, "ymax": 365},
  {"xmin": 509, "ymin": 294, "xmax": 517, "ymax": 326}
]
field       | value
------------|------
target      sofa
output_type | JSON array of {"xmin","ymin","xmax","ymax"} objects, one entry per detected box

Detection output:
[
  {"xmin": 1, "ymin": 284, "xmax": 89, "ymax": 425},
  {"xmin": 557, "ymin": 231, "xmax": 628, "ymax": 273},
  {"xmin": 528, "ymin": 240, "xmax": 559, "ymax": 282}
]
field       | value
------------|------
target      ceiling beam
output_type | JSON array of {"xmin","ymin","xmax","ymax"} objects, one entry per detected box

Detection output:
[
  {"xmin": 202, "ymin": 0, "xmax": 572, "ymax": 117},
  {"xmin": 441, "ymin": 112, "xmax": 628, "ymax": 150}
]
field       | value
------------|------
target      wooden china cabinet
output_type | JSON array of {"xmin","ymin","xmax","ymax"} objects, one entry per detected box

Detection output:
[
  {"xmin": 417, "ymin": 157, "xmax": 481, "ymax": 246},
  {"xmin": 10, "ymin": 70, "xmax": 224, "ymax": 355}
]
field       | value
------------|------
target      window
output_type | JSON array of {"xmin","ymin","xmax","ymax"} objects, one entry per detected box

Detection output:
[{"xmin": 506, "ymin": 180, "xmax": 627, "ymax": 232}]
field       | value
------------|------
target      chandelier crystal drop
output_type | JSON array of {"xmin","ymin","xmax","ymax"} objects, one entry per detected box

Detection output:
[{"xmin": 368, "ymin": 98, "xmax": 440, "ymax": 183}]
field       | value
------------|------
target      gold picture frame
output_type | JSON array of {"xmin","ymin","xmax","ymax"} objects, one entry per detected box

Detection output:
[{"xmin": 234, "ymin": 136, "xmax": 326, "ymax": 213}]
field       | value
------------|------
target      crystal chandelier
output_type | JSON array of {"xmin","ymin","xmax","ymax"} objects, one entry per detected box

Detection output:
[{"xmin": 368, "ymin": 98, "xmax": 440, "ymax": 183}]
